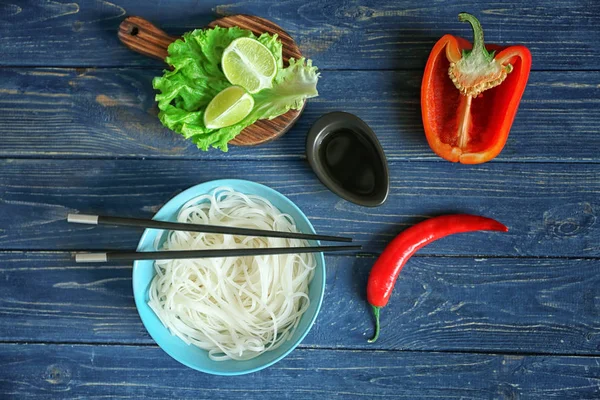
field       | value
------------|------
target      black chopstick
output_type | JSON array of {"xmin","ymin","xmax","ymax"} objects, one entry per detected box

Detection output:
[
  {"xmin": 67, "ymin": 214, "xmax": 352, "ymax": 243},
  {"xmin": 74, "ymin": 245, "xmax": 362, "ymax": 263}
]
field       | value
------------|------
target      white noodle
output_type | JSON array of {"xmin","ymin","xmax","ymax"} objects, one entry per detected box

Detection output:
[{"xmin": 148, "ymin": 187, "xmax": 316, "ymax": 361}]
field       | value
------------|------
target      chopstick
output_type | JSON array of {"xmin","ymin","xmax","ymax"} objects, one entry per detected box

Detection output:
[
  {"xmin": 74, "ymin": 245, "xmax": 362, "ymax": 263},
  {"xmin": 67, "ymin": 214, "xmax": 352, "ymax": 243}
]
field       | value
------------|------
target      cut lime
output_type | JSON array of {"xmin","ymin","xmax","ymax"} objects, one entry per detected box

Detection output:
[
  {"xmin": 204, "ymin": 86, "xmax": 254, "ymax": 129},
  {"xmin": 222, "ymin": 37, "xmax": 277, "ymax": 94}
]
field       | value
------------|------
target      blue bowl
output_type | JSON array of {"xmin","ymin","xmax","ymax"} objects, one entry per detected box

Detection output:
[{"xmin": 132, "ymin": 179, "xmax": 326, "ymax": 375}]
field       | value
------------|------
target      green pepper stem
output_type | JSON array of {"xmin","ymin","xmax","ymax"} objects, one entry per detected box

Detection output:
[
  {"xmin": 368, "ymin": 305, "xmax": 380, "ymax": 343},
  {"xmin": 449, "ymin": 13, "xmax": 510, "ymax": 97},
  {"xmin": 458, "ymin": 12, "xmax": 491, "ymax": 60}
]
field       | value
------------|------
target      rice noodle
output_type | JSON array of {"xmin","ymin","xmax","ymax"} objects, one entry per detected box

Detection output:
[{"xmin": 148, "ymin": 187, "xmax": 316, "ymax": 361}]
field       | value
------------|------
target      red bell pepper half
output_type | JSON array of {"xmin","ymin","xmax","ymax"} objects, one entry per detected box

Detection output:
[{"xmin": 421, "ymin": 13, "xmax": 532, "ymax": 164}]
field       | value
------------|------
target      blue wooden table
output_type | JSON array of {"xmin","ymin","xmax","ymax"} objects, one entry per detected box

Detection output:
[{"xmin": 1, "ymin": 1, "xmax": 599, "ymax": 398}]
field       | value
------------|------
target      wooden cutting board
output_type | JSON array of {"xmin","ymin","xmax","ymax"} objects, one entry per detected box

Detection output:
[{"xmin": 118, "ymin": 15, "xmax": 304, "ymax": 147}]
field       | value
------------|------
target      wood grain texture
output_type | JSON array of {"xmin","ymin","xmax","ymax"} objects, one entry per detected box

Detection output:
[
  {"xmin": 118, "ymin": 16, "xmax": 176, "ymax": 61},
  {"xmin": 0, "ymin": 0, "xmax": 598, "ymax": 70},
  {"xmin": 1, "ymin": 0, "xmax": 599, "ymax": 393},
  {"xmin": 1, "ymin": 68, "xmax": 599, "ymax": 161},
  {"xmin": 0, "ymin": 159, "xmax": 599, "ymax": 257},
  {"xmin": 1, "ymin": 343, "xmax": 599, "ymax": 399},
  {"xmin": 118, "ymin": 15, "xmax": 304, "ymax": 147},
  {"xmin": 1, "ymin": 252, "xmax": 599, "ymax": 355}
]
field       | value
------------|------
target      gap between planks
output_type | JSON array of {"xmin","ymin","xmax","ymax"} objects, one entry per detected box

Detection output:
[
  {"xmin": 1, "ymin": 65, "xmax": 599, "ymax": 73},
  {"xmin": 2, "ymin": 340, "xmax": 600, "ymax": 359},
  {"xmin": 2, "ymin": 250, "xmax": 600, "ymax": 261},
  {"xmin": 2, "ymin": 156, "xmax": 600, "ymax": 164}
]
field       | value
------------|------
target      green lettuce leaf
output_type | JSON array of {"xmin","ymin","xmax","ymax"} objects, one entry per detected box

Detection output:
[{"xmin": 152, "ymin": 26, "xmax": 318, "ymax": 151}]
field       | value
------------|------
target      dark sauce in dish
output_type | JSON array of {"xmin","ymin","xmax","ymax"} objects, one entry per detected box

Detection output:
[
  {"xmin": 307, "ymin": 111, "xmax": 389, "ymax": 207},
  {"xmin": 319, "ymin": 129, "xmax": 381, "ymax": 196}
]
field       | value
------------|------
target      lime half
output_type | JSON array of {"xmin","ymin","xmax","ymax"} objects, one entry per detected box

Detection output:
[
  {"xmin": 204, "ymin": 86, "xmax": 254, "ymax": 129},
  {"xmin": 222, "ymin": 37, "xmax": 277, "ymax": 94}
]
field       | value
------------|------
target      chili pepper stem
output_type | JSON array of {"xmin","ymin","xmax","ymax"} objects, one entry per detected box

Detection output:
[
  {"xmin": 368, "ymin": 305, "xmax": 381, "ymax": 343},
  {"xmin": 448, "ymin": 13, "xmax": 512, "ymax": 97}
]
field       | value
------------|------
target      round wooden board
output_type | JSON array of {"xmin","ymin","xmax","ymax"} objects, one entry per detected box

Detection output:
[{"xmin": 118, "ymin": 15, "xmax": 304, "ymax": 147}]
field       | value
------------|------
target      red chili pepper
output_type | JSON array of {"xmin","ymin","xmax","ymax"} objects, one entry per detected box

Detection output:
[
  {"xmin": 421, "ymin": 13, "xmax": 531, "ymax": 164},
  {"xmin": 367, "ymin": 214, "xmax": 508, "ymax": 342}
]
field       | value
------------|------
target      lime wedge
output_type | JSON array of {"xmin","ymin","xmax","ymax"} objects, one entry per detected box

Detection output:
[
  {"xmin": 222, "ymin": 37, "xmax": 277, "ymax": 94},
  {"xmin": 204, "ymin": 85, "xmax": 254, "ymax": 129}
]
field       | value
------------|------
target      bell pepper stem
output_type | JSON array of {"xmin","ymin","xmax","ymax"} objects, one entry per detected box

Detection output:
[
  {"xmin": 368, "ymin": 305, "xmax": 381, "ymax": 343},
  {"xmin": 448, "ymin": 13, "xmax": 510, "ymax": 97},
  {"xmin": 458, "ymin": 12, "xmax": 491, "ymax": 60}
]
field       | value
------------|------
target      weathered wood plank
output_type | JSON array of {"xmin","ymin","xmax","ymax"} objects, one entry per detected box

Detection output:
[
  {"xmin": 1, "ymin": 68, "xmax": 599, "ymax": 162},
  {"xmin": 1, "ymin": 0, "xmax": 598, "ymax": 394},
  {"xmin": 1, "ymin": 343, "xmax": 599, "ymax": 399},
  {"xmin": 0, "ymin": 159, "xmax": 599, "ymax": 257},
  {"xmin": 1, "ymin": 0, "xmax": 598, "ymax": 70},
  {"xmin": 1, "ymin": 252, "xmax": 599, "ymax": 355}
]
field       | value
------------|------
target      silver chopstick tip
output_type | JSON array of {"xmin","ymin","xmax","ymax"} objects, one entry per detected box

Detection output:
[
  {"xmin": 68, "ymin": 214, "xmax": 99, "ymax": 225},
  {"xmin": 75, "ymin": 253, "xmax": 108, "ymax": 263}
]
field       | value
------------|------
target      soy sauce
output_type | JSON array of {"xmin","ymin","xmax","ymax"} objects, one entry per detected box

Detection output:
[{"xmin": 319, "ymin": 129, "xmax": 380, "ymax": 196}]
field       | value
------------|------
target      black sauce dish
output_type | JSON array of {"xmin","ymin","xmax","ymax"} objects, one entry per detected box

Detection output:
[{"xmin": 306, "ymin": 112, "xmax": 390, "ymax": 207}]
